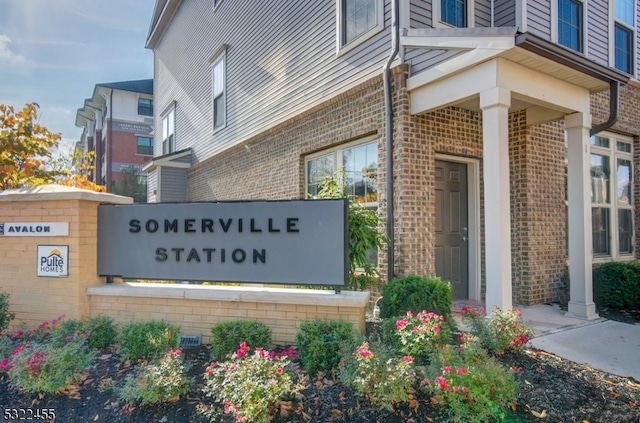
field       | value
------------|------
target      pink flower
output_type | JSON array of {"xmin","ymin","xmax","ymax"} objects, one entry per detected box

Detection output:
[
  {"xmin": 0, "ymin": 358, "xmax": 9, "ymax": 372},
  {"xmin": 395, "ymin": 317, "xmax": 408, "ymax": 331},
  {"xmin": 442, "ymin": 365, "xmax": 453, "ymax": 374},
  {"xmin": 276, "ymin": 367, "xmax": 283, "ymax": 374},
  {"xmin": 11, "ymin": 344, "xmax": 24, "ymax": 357},
  {"xmin": 9, "ymin": 330, "xmax": 23, "ymax": 339},
  {"xmin": 456, "ymin": 367, "xmax": 468, "ymax": 375},
  {"xmin": 434, "ymin": 376, "xmax": 448, "ymax": 390},
  {"xmin": 401, "ymin": 355, "xmax": 414, "ymax": 363},
  {"xmin": 356, "ymin": 347, "xmax": 372, "ymax": 359},
  {"xmin": 516, "ymin": 308, "xmax": 523, "ymax": 317},
  {"xmin": 236, "ymin": 342, "xmax": 250, "ymax": 358},
  {"xmin": 223, "ymin": 400, "xmax": 231, "ymax": 414}
]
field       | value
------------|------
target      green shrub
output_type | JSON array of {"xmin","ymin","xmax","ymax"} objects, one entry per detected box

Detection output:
[
  {"xmin": 0, "ymin": 290, "xmax": 15, "ymax": 334},
  {"xmin": 210, "ymin": 320, "xmax": 272, "ymax": 360},
  {"xmin": 8, "ymin": 337, "xmax": 95, "ymax": 394},
  {"xmin": 52, "ymin": 315, "xmax": 117, "ymax": 351},
  {"xmin": 428, "ymin": 341, "xmax": 518, "ymax": 422},
  {"xmin": 295, "ymin": 319, "xmax": 356, "ymax": 375},
  {"xmin": 461, "ymin": 306, "xmax": 532, "ymax": 354},
  {"xmin": 379, "ymin": 275, "xmax": 455, "ymax": 329},
  {"xmin": 119, "ymin": 347, "xmax": 192, "ymax": 405},
  {"xmin": 116, "ymin": 320, "xmax": 179, "ymax": 362},
  {"xmin": 339, "ymin": 341, "xmax": 416, "ymax": 411},
  {"xmin": 593, "ymin": 261, "xmax": 640, "ymax": 310}
]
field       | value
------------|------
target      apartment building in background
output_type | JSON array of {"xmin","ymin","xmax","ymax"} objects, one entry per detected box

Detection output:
[
  {"xmin": 75, "ymin": 79, "xmax": 154, "ymax": 202},
  {"xmin": 143, "ymin": 0, "xmax": 640, "ymax": 318}
]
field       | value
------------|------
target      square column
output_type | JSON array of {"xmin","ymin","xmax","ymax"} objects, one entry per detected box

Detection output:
[
  {"xmin": 565, "ymin": 112, "xmax": 599, "ymax": 320},
  {"xmin": 480, "ymin": 87, "xmax": 513, "ymax": 312}
]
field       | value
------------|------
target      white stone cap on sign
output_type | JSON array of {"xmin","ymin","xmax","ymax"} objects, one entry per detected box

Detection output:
[
  {"xmin": 87, "ymin": 283, "xmax": 370, "ymax": 308},
  {"xmin": 0, "ymin": 184, "xmax": 133, "ymax": 204}
]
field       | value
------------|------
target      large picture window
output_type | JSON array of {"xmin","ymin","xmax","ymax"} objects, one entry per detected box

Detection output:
[
  {"xmin": 590, "ymin": 133, "xmax": 634, "ymax": 258},
  {"xmin": 306, "ymin": 138, "xmax": 378, "ymax": 205}
]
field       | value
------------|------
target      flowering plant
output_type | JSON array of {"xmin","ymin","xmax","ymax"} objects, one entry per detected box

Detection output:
[
  {"xmin": 461, "ymin": 306, "xmax": 532, "ymax": 354},
  {"xmin": 119, "ymin": 347, "xmax": 191, "ymax": 405},
  {"xmin": 394, "ymin": 310, "xmax": 449, "ymax": 360},
  {"xmin": 339, "ymin": 342, "xmax": 416, "ymax": 411},
  {"xmin": 8, "ymin": 336, "xmax": 95, "ymax": 394},
  {"xmin": 202, "ymin": 342, "xmax": 302, "ymax": 423},
  {"xmin": 429, "ymin": 343, "xmax": 518, "ymax": 422}
]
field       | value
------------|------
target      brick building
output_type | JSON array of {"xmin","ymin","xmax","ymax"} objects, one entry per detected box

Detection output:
[
  {"xmin": 75, "ymin": 79, "xmax": 154, "ymax": 202},
  {"xmin": 144, "ymin": 0, "xmax": 640, "ymax": 318}
]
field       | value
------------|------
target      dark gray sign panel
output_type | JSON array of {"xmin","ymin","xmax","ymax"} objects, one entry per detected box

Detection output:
[{"xmin": 97, "ymin": 200, "xmax": 348, "ymax": 286}]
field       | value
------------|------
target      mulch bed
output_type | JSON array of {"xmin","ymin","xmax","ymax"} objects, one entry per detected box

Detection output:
[
  {"xmin": 1, "ymin": 311, "xmax": 640, "ymax": 423},
  {"xmin": 1, "ymin": 342, "xmax": 639, "ymax": 423}
]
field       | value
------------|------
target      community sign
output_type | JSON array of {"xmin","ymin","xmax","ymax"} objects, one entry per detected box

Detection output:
[{"xmin": 97, "ymin": 200, "xmax": 348, "ymax": 286}]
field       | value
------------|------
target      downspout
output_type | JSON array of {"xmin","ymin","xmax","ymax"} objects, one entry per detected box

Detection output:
[
  {"xmin": 383, "ymin": 0, "xmax": 400, "ymax": 282},
  {"xmin": 108, "ymin": 89, "xmax": 114, "ymax": 191},
  {"xmin": 590, "ymin": 81, "xmax": 620, "ymax": 136}
]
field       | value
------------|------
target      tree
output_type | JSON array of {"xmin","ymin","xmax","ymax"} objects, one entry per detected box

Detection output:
[{"xmin": 0, "ymin": 102, "xmax": 104, "ymax": 192}]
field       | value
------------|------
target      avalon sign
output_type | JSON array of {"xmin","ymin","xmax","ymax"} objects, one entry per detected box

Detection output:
[
  {"xmin": 0, "ymin": 222, "xmax": 69, "ymax": 237},
  {"xmin": 97, "ymin": 200, "xmax": 348, "ymax": 286}
]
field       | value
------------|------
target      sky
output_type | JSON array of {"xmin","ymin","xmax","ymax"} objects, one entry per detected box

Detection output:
[{"xmin": 0, "ymin": 0, "xmax": 155, "ymax": 154}]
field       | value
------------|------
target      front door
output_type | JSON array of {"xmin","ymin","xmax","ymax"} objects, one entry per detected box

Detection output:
[{"xmin": 435, "ymin": 160, "xmax": 469, "ymax": 300}]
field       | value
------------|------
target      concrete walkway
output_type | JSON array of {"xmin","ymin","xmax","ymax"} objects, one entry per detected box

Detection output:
[{"xmin": 520, "ymin": 305, "xmax": 640, "ymax": 381}]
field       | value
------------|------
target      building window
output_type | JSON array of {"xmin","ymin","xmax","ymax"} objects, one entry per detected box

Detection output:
[
  {"xmin": 558, "ymin": 0, "xmax": 583, "ymax": 52},
  {"xmin": 612, "ymin": 0, "xmax": 635, "ymax": 74},
  {"xmin": 590, "ymin": 133, "xmax": 634, "ymax": 258},
  {"xmin": 435, "ymin": 0, "xmax": 474, "ymax": 28},
  {"xmin": 212, "ymin": 54, "xmax": 225, "ymax": 131},
  {"xmin": 306, "ymin": 138, "xmax": 378, "ymax": 205},
  {"xmin": 137, "ymin": 136, "xmax": 153, "ymax": 155},
  {"xmin": 337, "ymin": 0, "xmax": 384, "ymax": 52},
  {"xmin": 162, "ymin": 107, "xmax": 175, "ymax": 155},
  {"xmin": 138, "ymin": 98, "xmax": 153, "ymax": 116}
]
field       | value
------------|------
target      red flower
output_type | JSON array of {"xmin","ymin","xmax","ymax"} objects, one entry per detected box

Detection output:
[{"xmin": 435, "ymin": 376, "xmax": 448, "ymax": 390}]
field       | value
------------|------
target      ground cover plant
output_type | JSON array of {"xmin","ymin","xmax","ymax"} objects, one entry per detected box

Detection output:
[{"xmin": 0, "ymin": 311, "xmax": 639, "ymax": 422}]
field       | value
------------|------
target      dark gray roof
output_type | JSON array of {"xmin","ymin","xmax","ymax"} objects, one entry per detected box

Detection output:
[{"xmin": 96, "ymin": 79, "xmax": 153, "ymax": 95}]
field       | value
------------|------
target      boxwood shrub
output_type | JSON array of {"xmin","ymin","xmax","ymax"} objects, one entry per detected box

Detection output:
[
  {"xmin": 295, "ymin": 319, "xmax": 356, "ymax": 375},
  {"xmin": 593, "ymin": 261, "xmax": 640, "ymax": 310},
  {"xmin": 209, "ymin": 320, "xmax": 272, "ymax": 360},
  {"xmin": 378, "ymin": 275, "xmax": 455, "ymax": 330}
]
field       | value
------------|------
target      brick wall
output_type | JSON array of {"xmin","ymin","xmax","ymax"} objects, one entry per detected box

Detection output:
[
  {"xmin": 185, "ymin": 69, "xmax": 640, "ymax": 307},
  {"xmin": 87, "ymin": 284, "xmax": 368, "ymax": 345},
  {"xmin": 0, "ymin": 187, "xmax": 131, "ymax": 330},
  {"xmin": 108, "ymin": 128, "xmax": 153, "ymax": 184}
]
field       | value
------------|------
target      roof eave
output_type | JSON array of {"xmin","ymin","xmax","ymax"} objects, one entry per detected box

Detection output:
[{"xmin": 146, "ymin": 0, "xmax": 181, "ymax": 50}]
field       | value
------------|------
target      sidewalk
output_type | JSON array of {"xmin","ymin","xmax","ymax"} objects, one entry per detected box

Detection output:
[{"xmin": 520, "ymin": 305, "xmax": 640, "ymax": 381}]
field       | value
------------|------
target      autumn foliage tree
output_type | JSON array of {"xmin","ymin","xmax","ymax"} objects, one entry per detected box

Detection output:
[{"xmin": 0, "ymin": 102, "xmax": 104, "ymax": 192}]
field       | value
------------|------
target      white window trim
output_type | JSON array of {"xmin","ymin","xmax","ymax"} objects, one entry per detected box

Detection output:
[
  {"xmin": 305, "ymin": 135, "xmax": 379, "ymax": 208},
  {"xmin": 608, "ymin": 0, "xmax": 636, "ymax": 76},
  {"xmin": 591, "ymin": 131, "xmax": 635, "ymax": 262},
  {"xmin": 161, "ymin": 104, "xmax": 176, "ymax": 155},
  {"xmin": 551, "ymin": 0, "xmax": 587, "ymax": 54},
  {"xmin": 336, "ymin": 0, "xmax": 385, "ymax": 56},
  {"xmin": 137, "ymin": 96, "xmax": 153, "ymax": 117},
  {"xmin": 433, "ymin": 0, "xmax": 476, "ymax": 29},
  {"xmin": 210, "ymin": 47, "xmax": 227, "ymax": 134}
]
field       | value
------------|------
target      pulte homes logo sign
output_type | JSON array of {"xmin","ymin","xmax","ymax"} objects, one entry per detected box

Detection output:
[
  {"xmin": 37, "ymin": 245, "xmax": 69, "ymax": 277},
  {"xmin": 98, "ymin": 200, "xmax": 348, "ymax": 287}
]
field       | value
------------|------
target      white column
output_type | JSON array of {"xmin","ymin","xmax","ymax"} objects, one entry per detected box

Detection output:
[
  {"xmin": 565, "ymin": 112, "xmax": 599, "ymax": 320},
  {"xmin": 480, "ymin": 86, "xmax": 513, "ymax": 313}
]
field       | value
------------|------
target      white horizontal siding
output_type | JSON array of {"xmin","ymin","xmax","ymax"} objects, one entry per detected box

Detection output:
[{"xmin": 527, "ymin": 0, "xmax": 552, "ymax": 40}]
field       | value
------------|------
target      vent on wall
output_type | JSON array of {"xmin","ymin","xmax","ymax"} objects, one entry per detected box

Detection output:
[{"xmin": 179, "ymin": 335, "xmax": 202, "ymax": 348}]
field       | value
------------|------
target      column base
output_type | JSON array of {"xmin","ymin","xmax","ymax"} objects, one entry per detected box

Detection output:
[{"xmin": 566, "ymin": 301, "xmax": 599, "ymax": 320}]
